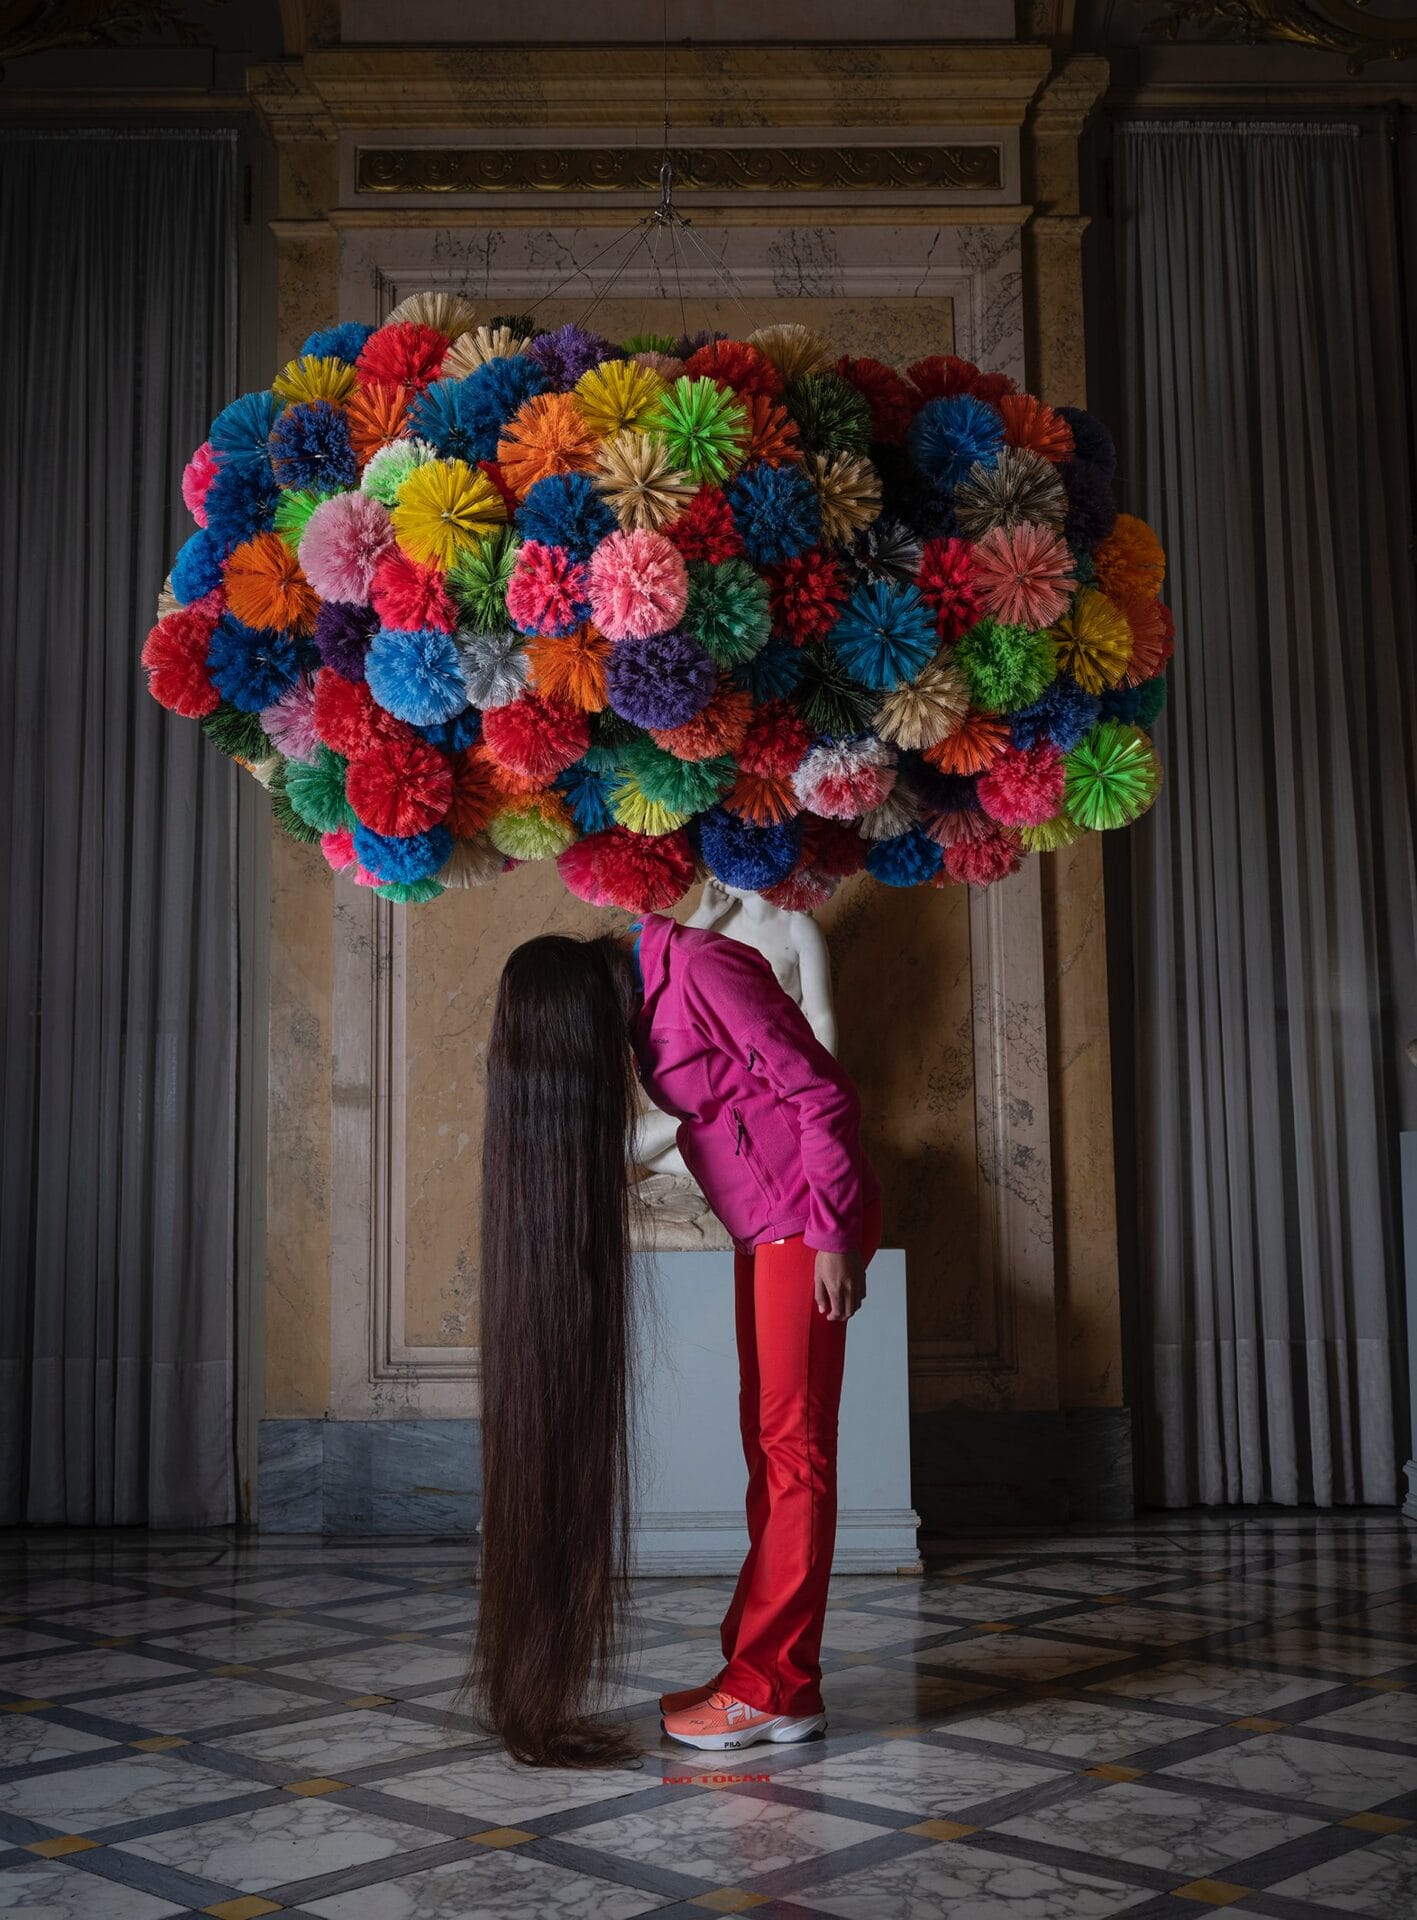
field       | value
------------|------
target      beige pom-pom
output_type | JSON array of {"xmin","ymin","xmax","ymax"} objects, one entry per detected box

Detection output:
[
  {"xmin": 593, "ymin": 430, "xmax": 695, "ymax": 533},
  {"xmin": 857, "ymin": 782, "xmax": 920, "ymax": 842},
  {"xmin": 246, "ymin": 753, "xmax": 284, "ymax": 790},
  {"xmin": 437, "ymin": 835, "xmax": 506, "ymax": 887},
  {"xmin": 804, "ymin": 450, "xmax": 881, "ymax": 546},
  {"xmin": 953, "ymin": 447, "xmax": 1067, "ymax": 540},
  {"xmin": 386, "ymin": 290, "xmax": 480, "ymax": 339},
  {"xmin": 876, "ymin": 659, "xmax": 970, "ymax": 750},
  {"xmin": 156, "ymin": 574, "xmax": 180, "ymax": 621},
  {"xmin": 442, "ymin": 325, "xmax": 535, "ymax": 378},
  {"xmin": 747, "ymin": 322, "xmax": 834, "ymax": 384}
]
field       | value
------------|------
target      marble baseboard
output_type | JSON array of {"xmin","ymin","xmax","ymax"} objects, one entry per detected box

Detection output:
[
  {"xmin": 257, "ymin": 1418, "xmax": 482, "ymax": 1534},
  {"xmin": 911, "ymin": 1406, "xmax": 1135, "ymax": 1531}
]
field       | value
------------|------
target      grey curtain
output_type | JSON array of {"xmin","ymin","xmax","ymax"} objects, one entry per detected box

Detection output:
[
  {"xmin": 1113, "ymin": 121, "xmax": 1417, "ymax": 1507},
  {"xmin": 0, "ymin": 131, "xmax": 240, "ymax": 1526}
]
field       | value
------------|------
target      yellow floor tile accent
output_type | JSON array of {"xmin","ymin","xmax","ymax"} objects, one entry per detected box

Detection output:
[
  {"xmin": 905, "ymin": 1818, "xmax": 978, "ymax": 1840},
  {"xmin": 210, "ymin": 1664, "xmax": 255, "ymax": 1678},
  {"xmin": 1358, "ymin": 1677, "xmax": 1407, "ymax": 1691},
  {"xmin": 3, "ymin": 1700, "xmax": 54, "ymax": 1713},
  {"xmin": 1085, "ymin": 1764, "xmax": 1146, "ymax": 1782},
  {"xmin": 978, "ymin": 1622, "xmax": 1017, "ymax": 1633},
  {"xmin": 27, "ymin": 1837, "xmax": 100, "ymax": 1858},
  {"xmin": 1229, "ymin": 1716, "xmax": 1285, "ymax": 1732},
  {"xmin": 282, "ymin": 1778, "xmax": 350, "ymax": 1796},
  {"xmin": 388, "ymin": 1631, "xmax": 425, "ymax": 1642},
  {"xmin": 130, "ymin": 1736, "xmax": 189, "ymax": 1751},
  {"xmin": 1171, "ymin": 1880, "xmax": 1252, "ymax": 1905},
  {"xmin": 1342, "ymin": 1812, "xmax": 1412, "ymax": 1834},
  {"xmin": 343, "ymin": 1694, "xmax": 392, "ymax": 1707},
  {"xmin": 203, "ymin": 1898, "xmax": 284, "ymax": 1919},
  {"xmin": 689, "ymin": 1893, "xmax": 769, "ymax": 1913},
  {"xmin": 467, "ymin": 1827, "xmax": 537, "ymax": 1847},
  {"xmin": 881, "ymin": 1722, "xmax": 925, "ymax": 1737}
]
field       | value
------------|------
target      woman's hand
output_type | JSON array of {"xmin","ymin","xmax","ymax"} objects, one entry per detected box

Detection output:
[{"xmin": 814, "ymin": 1249, "xmax": 867, "ymax": 1321}]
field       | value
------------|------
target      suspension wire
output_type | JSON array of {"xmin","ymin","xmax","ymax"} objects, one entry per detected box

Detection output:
[
  {"xmin": 525, "ymin": 219, "xmax": 648, "ymax": 316},
  {"xmin": 675, "ymin": 214, "xmax": 761, "ymax": 336},
  {"xmin": 635, "ymin": 213, "xmax": 667, "ymax": 345},
  {"xmin": 667, "ymin": 207, "xmax": 689, "ymax": 344},
  {"xmin": 577, "ymin": 220, "xmax": 653, "ymax": 333}
]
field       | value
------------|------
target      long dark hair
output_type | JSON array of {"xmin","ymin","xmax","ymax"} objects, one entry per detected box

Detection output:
[{"xmin": 467, "ymin": 931, "xmax": 643, "ymax": 1767}]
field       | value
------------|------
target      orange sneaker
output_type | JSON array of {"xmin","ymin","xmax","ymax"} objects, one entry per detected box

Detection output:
[
  {"xmin": 661, "ymin": 1688, "xmax": 827, "ymax": 1751},
  {"xmin": 658, "ymin": 1680, "xmax": 718, "ymax": 1714}
]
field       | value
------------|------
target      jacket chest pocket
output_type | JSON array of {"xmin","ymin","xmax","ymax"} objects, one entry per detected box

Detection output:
[{"xmin": 727, "ymin": 1105, "xmax": 780, "ymax": 1205}]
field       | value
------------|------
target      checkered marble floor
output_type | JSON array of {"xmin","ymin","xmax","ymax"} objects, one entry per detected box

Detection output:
[{"xmin": 3, "ymin": 1516, "xmax": 1416, "ymax": 1919}]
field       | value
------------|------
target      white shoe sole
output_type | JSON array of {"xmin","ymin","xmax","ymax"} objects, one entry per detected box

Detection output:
[{"xmin": 661, "ymin": 1712, "xmax": 827, "ymax": 1751}]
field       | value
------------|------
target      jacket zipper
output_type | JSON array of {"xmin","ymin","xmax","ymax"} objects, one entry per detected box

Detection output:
[
  {"xmin": 747, "ymin": 1046, "xmax": 756, "ymax": 1070},
  {"xmin": 734, "ymin": 1109, "xmax": 745, "ymax": 1155}
]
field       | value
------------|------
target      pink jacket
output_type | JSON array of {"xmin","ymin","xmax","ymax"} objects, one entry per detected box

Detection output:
[{"xmin": 632, "ymin": 913, "xmax": 880, "ymax": 1254}]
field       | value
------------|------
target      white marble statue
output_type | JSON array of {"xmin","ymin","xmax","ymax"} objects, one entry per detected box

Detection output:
[{"xmin": 630, "ymin": 884, "xmax": 837, "ymax": 1247}]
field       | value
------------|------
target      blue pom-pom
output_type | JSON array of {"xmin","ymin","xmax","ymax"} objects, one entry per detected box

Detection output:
[
  {"xmin": 300, "ymin": 321, "xmax": 374, "ymax": 364},
  {"xmin": 865, "ymin": 825, "xmax": 943, "ymax": 887},
  {"xmin": 207, "ymin": 616, "xmax": 300, "ymax": 711},
  {"xmin": 829, "ymin": 582, "xmax": 936, "ymax": 690},
  {"xmin": 1010, "ymin": 674, "xmax": 1101, "ymax": 753},
  {"xmin": 457, "ymin": 355, "xmax": 553, "ymax": 462},
  {"xmin": 1057, "ymin": 405, "xmax": 1117, "ymax": 480},
  {"xmin": 516, "ymin": 471, "xmax": 617, "ymax": 561},
  {"xmin": 556, "ymin": 760, "xmax": 616, "ymax": 833},
  {"xmin": 727, "ymin": 463, "xmax": 821, "ymax": 565},
  {"xmin": 733, "ymin": 636, "xmax": 804, "ymax": 703},
  {"xmin": 353, "ymin": 822, "xmax": 452, "ymax": 885},
  {"xmin": 366, "ymin": 628, "xmax": 468, "ymax": 725},
  {"xmin": 210, "ymin": 391, "xmax": 282, "ymax": 467},
  {"xmin": 408, "ymin": 377, "xmax": 486, "ymax": 464},
  {"xmin": 203, "ymin": 460, "xmax": 281, "ymax": 556},
  {"xmin": 696, "ymin": 808, "xmax": 801, "ymax": 890},
  {"xmin": 268, "ymin": 399, "xmax": 358, "ymax": 491},
  {"xmin": 170, "ymin": 528, "xmax": 223, "ymax": 604},
  {"xmin": 416, "ymin": 708, "xmax": 482, "ymax": 751},
  {"xmin": 906, "ymin": 395, "xmax": 1005, "ymax": 489}
]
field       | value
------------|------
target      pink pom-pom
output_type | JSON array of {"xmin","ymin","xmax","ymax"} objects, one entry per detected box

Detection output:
[
  {"xmin": 556, "ymin": 836, "xmax": 612, "ymax": 905},
  {"xmin": 970, "ymin": 523, "xmax": 1075, "ymax": 631},
  {"xmin": 299, "ymin": 491, "xmax": 396, "ymax": 606},
  {"xmin": 370, "ymin": 549, "xmax": 455, "ymax": 631},
  {"xmin": 586, "ymin": 529, "xmax": 688, "ymax": 642},
  {"xmin": 322, "ymin": 828, "xmax": 357, "ymax": 872},
  {"xmin": 976, "ymin": 742, "xmax": 1065, "ymax": 827},
  {"xmin": 942, "ymin": 827, "xmax": 1023, "ymax": 886},
  {"xmin": 182, "ymin": 441, "xmax": 220, "ymax": 526},
  {"xmin": 791, "ymin": 738, "xmax": 897, "ymax": 821},
  {"xmin": 505, "ymin": 541, "xmax": 588, "ymax": 637},
  {"xmin": 260, "ymin": 674, "xmax": 321, "ymax": 763}
]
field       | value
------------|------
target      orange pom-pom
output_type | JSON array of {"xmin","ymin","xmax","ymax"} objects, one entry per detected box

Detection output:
[
  {"xmin": 921, "ymin": 709, "xmax": 1010, "ymax": 775},
  {"xmin": 467, "ymin": 739, "xmax": 542, "ymax": 797},
  {"xmin": 650, "ymin": 679, "xmax": 753, "ymax": 760},
  {"xmin": 1095, "ymin": 513, "xmax": 1166, "ymax": 603},
  {"xmin": 223, "ymin": 531, "xmax": 318, "ymax": 635},
  {"xmin": 496, "ymin": 391, "xmax": 599, "ymax": 497},
  {"xmin": 741, "ymin": 393, "xmax": 802, "ymax": 468},
  {"xmin": 346, "ymin": 380, "xmax": 411, "ymax": 464},
  {"xmin": 526, "ymin": 623, "xmax": 610, "ymax": 712},
  {"xmin": 1122, "ymin": 597, "xmax": 1175, "ymax": 685},
  {"xmin": 445, "ymin": 746, "xmax": 500, "ymax": 836},
  {"xmin": 723, "ymin": 771, "xmax": 799, "ymax": 825},
  {"xmin": 997, "ymin": 392, "xmax": 1074, "ymax": 464}
]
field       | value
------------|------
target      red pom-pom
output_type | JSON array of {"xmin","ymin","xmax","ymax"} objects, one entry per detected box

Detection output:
[
  {"xmin": 802, "ymin": 815, "xmax": 867, "ymax": 877},
  {"xmin": 356, "ymin": 321, "xmax": 449, "ymax": 393},
  {"xmin": 907, "ymin": 355, "xmax": 1017, "ymax": 407},
  {"xmin": 505, "ymin": 542, "xmax": 588, "ymax": 636},
  {"xmin": 976, "ymin": 742, "xmax": 1065, "ymax": 827},
  {"xmin": 370, "ymin": 548, "xmax": 456, "ymax": 632},
  {"xmin": 142, "ymin": 600, "xmax": 221, "ymax": 717},
  {"xmin": 764, "ymin": 549, "xmax": 846, "ymax": 646},
  {"xmin": 593, "ymin": 826, "xmax": 696, "ymax": 911},
  {"xmin": 481, "ymin": 691, "xmax": 590, "ymax": 783},
  {"xmin": 313, "ymin": 668, "xmax": 406, "ymax": 758},
  {"xmin": 941, "ymin": 825, "xmax": 1023, "ymax": 886},
  {"xmin": 445, "ymin": 747, "xmax": 500, "ymax": 837},
  {"xmin": 664, "ymin": 488, "xmax": 743, "ymax": 564},
  {"xmin": 683, "ymin": 339, "xmax": 784, "ymax": 401},
  {"xmin": 557, "ymin": 835, "xmax": 611, "ymax": 905},
  {"xmin": 762, "ymin": 865, "xmax": 839, "ymax": 912},
  {"xmin": 835, "ymin": 356, "xmax": 917, "ymax": 444},
  {"xmin": 345, "ymin": 733, "xmax": 453, "ymax": 836},
  {"xmin": 916, "ymin": 536, "xmax": 981, "ymax": 642},
  {"xmin": 738, "ymin": 699, "xmax": 811, "ymax": 778}
]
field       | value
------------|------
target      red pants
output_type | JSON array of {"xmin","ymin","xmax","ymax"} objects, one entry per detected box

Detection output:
[{"xmin": 714, "ymin": 1194, "xmax": 883, "ymax": 1717}]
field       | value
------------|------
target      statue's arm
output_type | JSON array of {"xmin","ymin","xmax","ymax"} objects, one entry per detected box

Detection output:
[{"xmin": 794, "ymin": 924, "xmax": 838, "ymax": 1057}]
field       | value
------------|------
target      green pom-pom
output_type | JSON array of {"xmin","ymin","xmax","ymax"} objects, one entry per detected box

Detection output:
[
  {"xmin": 272, "ymin": 488, "xmax": 328, "ymax": 550},
  {"xmin": 1017, "ymin": 814, "xmax": 1084, "ymax": 853},
  {"xmin": 784, "ymin": 372, "xmax": 873, "ymax": 456},
  {"xmin": 584, "ymin": 705, "xmax": 640, "ymax": 771},
  {"xmin": 487, "ymin": 803, "xmax": 575, "ymax": 861},
  {"xmin": 489, "ymin": 312, "xmax": 537, "ymax": 340},
  {"xmin": 792, "ymin": 642, "xmax": 880, "ymax": 739},
  {"xmin": 448, "ymin": 525, "xmax": 521, "ymax": 632},
  {"xmin": 682, "ymin": 559, "xmax": 772, "ymax": 666},
  {"xmin": 620, "ymin": 738, "xmax": 736, "ymax": 813},
  {"xmin": 1064, "ymin": 721, "xmax": 1161, "ymax": 830},
  {"xmin": 609, "ymin": 771, "xmax": 691, "ymax": 837},
  {"xmin": 1073, "ymin": 550, "xmax": 1098, "ymax": 586},
  {"xmin": 202, "ymin": 702, "xmax": 272, "ymax": 762},
  {"xmin": 360, "ymin": 439, "xmax": 431, "ymax": 508},
  {"xmin": 1135, "ymin": 676, "xmax": 1168, "ymax": 728},
  {"xmin": 954, "ymin": 619, "xmax": 1057, "ymax": 713},
  {"xmin": 268, "ymin": 762, "xmax": 322, "ymax": 845},
  {"xmin": 375, "ymin": 876, "xmax": 446, "ymax": 903},
  {"xmin": 646, "ymin": 376, "xmax": 749, "ymax": 485},
  {"xmin": 285, "ymin": 745, "xmax": 353, "ymax": 833},
  {"xmin": 621, "ymin": 331, "xmax": 677, "ymax": 355}
]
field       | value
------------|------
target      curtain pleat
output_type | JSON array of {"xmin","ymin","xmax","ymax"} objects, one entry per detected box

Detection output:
[
  {"xmin": 0, "ymin": 131, "xmax": 240, "ymax": 1526},
  {"xmin": 1113, "ymin": 122, "xmax": 1417, "ymax": 1508}
]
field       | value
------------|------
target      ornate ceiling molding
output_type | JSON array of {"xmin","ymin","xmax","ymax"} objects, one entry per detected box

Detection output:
[
  {"xmin": 1146, "ymin": 1, "xmax": 1417, "ymax": 71},
  {"xmin": 355, "ymin": 143, "xmax": 1004, "ymax": 198}
]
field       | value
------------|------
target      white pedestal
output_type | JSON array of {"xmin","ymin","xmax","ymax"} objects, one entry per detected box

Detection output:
[{"xmin": 629, "ymin": 1247, "xmax": 921, "ymax": 1574}]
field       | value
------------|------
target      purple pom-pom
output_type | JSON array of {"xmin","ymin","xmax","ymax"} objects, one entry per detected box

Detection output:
[
  {"xmin": 1061, "ymin": 459, "xmax": 1119, "ymax": 554},
  {"xmin": 527, "ymin": 323, "xmax": 620, "ymax": 386},
  {"xmin": 605, "ymin": 630, "xmax": 717, "ymax": 730},
  {"xmin": 314, "ymin": 601, "xmax": 378, "ymax": 682}
]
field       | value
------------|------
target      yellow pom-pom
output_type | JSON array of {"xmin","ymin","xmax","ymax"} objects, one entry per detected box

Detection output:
[
  {"xmin": 1050, "ymin": 587, "xmax": 1133, "ymax": 693},
  {"xmin": 487, "ymin": 792, "xmax": 575, "ymax": 860},
  {"xmin": 574, "ymin": 359, "xmax": 668, "ymax": 439},
  {"xmin": 390, "ymin": 458, "xmax": 507, "ymax": 568},
  {"xmin": 609, "ymin": 773, "xmax": 690, "ymax": 838},
  {"xmin": 271, "ymin": 355, "xmax": 360, "ymax": 406}
]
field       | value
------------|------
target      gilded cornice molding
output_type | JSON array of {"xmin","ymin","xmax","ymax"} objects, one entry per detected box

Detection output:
[
  {"xmin": 355, "ymin": 143, "xmax": 1004, "ymax": 196},
  {"xmin": 1148, "ymin": 1, "xmax": 1417, "ymax": 72}
]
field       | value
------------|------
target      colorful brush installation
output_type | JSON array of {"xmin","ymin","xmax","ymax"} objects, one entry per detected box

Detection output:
[{"xmin": 143, "ymin": 289, "xmax": 1171, "ymax": 910}]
